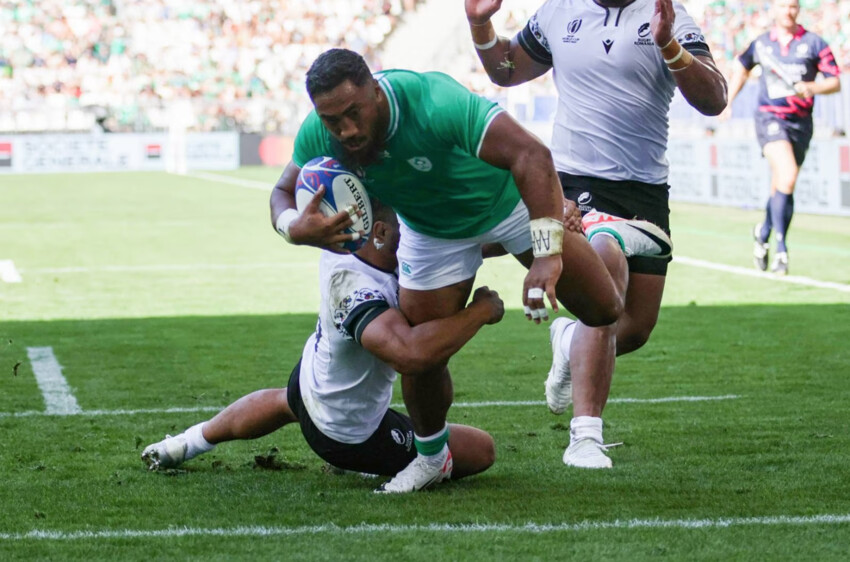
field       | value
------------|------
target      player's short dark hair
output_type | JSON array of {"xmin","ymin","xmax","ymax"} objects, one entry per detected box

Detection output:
[
  {"xmin": 306, "ymin": 49, "xmax": 373, "ymax": 101},
  {"xmin": 371, "ymin": 198, "xmax": 397, "ymax": 226}
]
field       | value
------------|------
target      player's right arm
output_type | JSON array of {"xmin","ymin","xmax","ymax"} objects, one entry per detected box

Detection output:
[
  {"xmin": 465, "ymin": 0, "xmax": 551, "ymax": 87},
  {"xmin": 269, "ymin": 161, "xmax": 357, "ymax": 250},
  {"xmin": 360, "ymin": 287, "xmax": 505, "ymax": 376},
  {"xmin": 718, "ymin": 60, "xmax": 751, "ymax": 121}
]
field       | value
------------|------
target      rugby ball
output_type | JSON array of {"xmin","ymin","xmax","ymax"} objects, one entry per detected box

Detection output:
[{"xmin": 295, "ymin": 156, "xmax": 372, "ymax": 252}]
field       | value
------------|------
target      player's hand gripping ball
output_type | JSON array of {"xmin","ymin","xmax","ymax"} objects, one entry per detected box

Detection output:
[{"xmin": 295, "ymin": 156, "xmax": 373, "ymax": 252}]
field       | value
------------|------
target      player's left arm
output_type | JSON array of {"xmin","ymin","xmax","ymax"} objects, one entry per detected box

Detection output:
[
  {"xmin": 653, "ymin": 0, "xmax": 727, "ymax": 116},
  {"xmin": 794, "ymin": 43, "xmax": 842, "ymax": 98}
]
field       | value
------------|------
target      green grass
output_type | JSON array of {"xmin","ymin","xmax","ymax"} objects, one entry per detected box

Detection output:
[{"xmin": 1, "ymin": 168, "xmax": 850, "ymax": 560}]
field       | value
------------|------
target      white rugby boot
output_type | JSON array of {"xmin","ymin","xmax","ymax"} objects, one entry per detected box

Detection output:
[
  {"xmin": 545, "ymin": 317, "xmax": 574, "ymax": 415},
  {"xmin": 141, "ymin": 434, "xmax": 188, "ymax": 470},
  {"xmin": 752, "ymin": 223, "xmax": 769, "ymax": 271},
  {"xmin": 563, "ymin": 438, "xmax": 614, "ymax": 469},
  {"xmin": 582, "ymin": 211, "xmax": 672, "ymax": 258},
  {"xmin": 771, "ymin": 251, "xmax": 789, "ymax": 276},
  {"xmin": 375, "ymin": 447, "xmax": 452, "ymax": 493}
]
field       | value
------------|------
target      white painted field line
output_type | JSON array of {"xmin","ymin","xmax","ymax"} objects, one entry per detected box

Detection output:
[
  {"xmin": 3, "ymin": 513, "xmax": 850, "ymax": 541},
  {"xmin": 0, "ymin": 395, "xmax": 739, "ymax": 418},
  {"xmin": 26, "ymin": 347, "xmax": 82, "ymax": 415},
  {"xmin": 447, "ymin": 394, "xmax": 741, "ymax": 408},
  {"xmin": 0, "ymin": 259, "xmax": 22, "ymax": 283},
  {"xmin": 22, "ymin": 262, "xmax": 316, "ymax": 274},
  {"xmin": 674, "ymin": 256, "xmax": 850, "ymax": 293},
  {"xmin": 187, "ymin": 171, "xmax": 271, "ymax": 190}
]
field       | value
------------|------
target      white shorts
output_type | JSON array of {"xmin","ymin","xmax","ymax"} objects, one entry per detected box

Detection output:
[{"xmin": 397, "ymin": 201, "xmax": 532, "ymax": 290}]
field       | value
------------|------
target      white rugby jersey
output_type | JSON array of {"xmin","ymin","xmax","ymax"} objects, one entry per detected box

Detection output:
[
  {"xmin": 299, "ymin": 251, "xmax": 400, "ymax": 444},
  {"xmin": 517, "ymin": 0, "xmax": 710, "ymax": 184}
]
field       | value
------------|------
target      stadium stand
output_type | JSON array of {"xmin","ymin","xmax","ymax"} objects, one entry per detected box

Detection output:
[
  {"xmin": 0, "ymin": 0, "xmax": 422, "ymax": 134},
  {"xmin": 0, "ymin": 0, "xmax": 846, "ymax": 135}
]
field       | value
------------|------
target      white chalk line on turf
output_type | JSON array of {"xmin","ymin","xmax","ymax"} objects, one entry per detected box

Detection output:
[
  {"xmin": 673, "ymin": 256, "xmax": 850, "ymax": 293},
  {"xmin": 3, "ymin": 513, "xmax": 850, "ymax": 541},
  {"xmin": 21, "ymin": 262, "xmax": 316, "ymax": 274},
  {"xmin": 0, "ymin": 395, "xmax": 739, "ymax": 418},
  {"xmin": 26, "ymin": 347, "xmax": 81, "ymax": 415},
  {"xmin": 187, "ymin": 171, "xmax": 271, "ymax": 190},
  {"xmin": 0, "ymin": 259, "xmax": 22, "ymax": 283}
]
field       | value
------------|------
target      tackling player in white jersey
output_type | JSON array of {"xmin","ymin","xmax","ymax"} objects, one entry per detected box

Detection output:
[
  {"xmin": 142, "ymin": 200, "xmax": 502, "ymax": 490},
  {"xmin": 466, "ymin": 0, "xmax": 727, "ymax": 468}
]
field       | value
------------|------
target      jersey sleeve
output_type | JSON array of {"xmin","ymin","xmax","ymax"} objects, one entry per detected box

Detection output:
[
  {"xmin": 672, "ymin": 3, "xmax": 711, "ymax": 58},
  {"xmin": 420, "ymin": 72, "xmax": 504, "ymax": 157},
  {"xmin": 738, "ymin": 39, "xmax": 758, "ymax": 71},
  {"xmin": 328, "ymin": 269, "xmax": 391, "ymax": 344},
  {"xmin": 516, "ymin": 5, "xmax": 555, "ymax": 67},
  {"xmin": 292, "ymin": 111, "xmax": 333, "ymax": 168},
  {"xmin": 813, "ymin": 36, "xmax": 841, "ymax": 78}
]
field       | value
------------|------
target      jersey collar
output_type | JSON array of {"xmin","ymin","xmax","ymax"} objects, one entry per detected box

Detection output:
[
  {"xmin": 375, "ymin": 73, "xmax": 400, "ymax": 142},
  {"xmin": 769, "ymin": 24, "xmax": 806, "ymax": 45}
]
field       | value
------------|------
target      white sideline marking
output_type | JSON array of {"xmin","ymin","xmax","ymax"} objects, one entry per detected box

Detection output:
[
  {"xmin": 447, "ymin": 394, "xmax": 741, "ymax": 408},
  {"xmin": 0, "ymin": 259, "xmax": 22, "ymax": 283},
  {"xmin": 22, "ymin": 262, "xmax": 316, "ymax": 274},
  {"xmin": 2, "ymin": 513, "xmax": 849, "ymax": 541},
  {"xmin": 188, "ymin": 172, "xmax": 271, "ymax": 190},
  {"xmin": 26, "ymin": 347, "xmax": 82, "ymax": 415},
  {"xmin": 674, "ymin": 256, "xmax": 850, "ymax": 293},
  {"xmin": 0, "ymin": 395, "xmax": 739, "ymax": 418}
]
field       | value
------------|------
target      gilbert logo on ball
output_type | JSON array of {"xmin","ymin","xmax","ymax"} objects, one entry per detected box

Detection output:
[{"xmin": 295, "ymin": 156, "xmax": 373, "ymax": 252}]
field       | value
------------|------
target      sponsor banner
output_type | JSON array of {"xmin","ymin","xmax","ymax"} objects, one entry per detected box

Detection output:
[
  {"xmin": 668, "ymin": 137, "xmax": 850, "ymax": 217},
  {"xmin": 0, "ymin": 133, "xmax": 238, "ymax": 174},
  {"xmin": 184, "ymin": 132, "xmax": 239, "ymax": 170},
  {"xmin": 238, "ymin": 133, "xmax": 295, "ymax": 167}
]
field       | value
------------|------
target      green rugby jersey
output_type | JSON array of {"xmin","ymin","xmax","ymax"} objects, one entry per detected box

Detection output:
[{"xmin": 292, "ymin": 70, "xmax": 522, "ymax": 239}]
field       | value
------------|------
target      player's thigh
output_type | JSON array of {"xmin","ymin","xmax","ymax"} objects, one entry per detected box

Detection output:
[
  {"xmin": 561, "ymin": 173, "xmax": 672, "ymax": 277},
  {"xmin": 618, "ymin": 272, "xmax": 666, "ymax": 354},
  {"xmin": 763, "ymin": 140, "xmax": 799, "ymax": 192},
  {"xmin": 447, "ymin": 423, "xmax": 495, "ymax": 478},
  {"xmin": 396, "ymin": 223, "xmax": 478, "ymax": 324}
]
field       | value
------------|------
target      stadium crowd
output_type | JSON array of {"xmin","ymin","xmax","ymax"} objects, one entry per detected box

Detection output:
[
  {"xmin": 0, "ymin": 0, "xmax": 421, "ymax": 133},
  {"xmin": 699, "ymin": 0, "xmax": 848, "ymax": 78},
  {"xmin": 0, "ymin": 0, "xmax": 846, "ymax": 133}
]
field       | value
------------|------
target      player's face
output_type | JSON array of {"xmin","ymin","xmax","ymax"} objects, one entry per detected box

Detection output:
[
  {"xmin": 773, "ymin": 0, "xmax": 799, "ymax": 28},
  {"xmin": 314, "ymin": 79, "xmax": 385, "ymax": 166}
]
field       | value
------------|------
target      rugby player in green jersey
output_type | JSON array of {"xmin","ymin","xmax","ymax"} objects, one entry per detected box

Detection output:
[{"xmin": 270, "ymin": 49, "xmax": 670, "ymax": 492}]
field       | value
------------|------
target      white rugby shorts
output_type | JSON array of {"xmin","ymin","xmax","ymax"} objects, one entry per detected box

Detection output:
[{"xmin": 396, "ymin": 201, "xmax": 532, "ymax": 290}]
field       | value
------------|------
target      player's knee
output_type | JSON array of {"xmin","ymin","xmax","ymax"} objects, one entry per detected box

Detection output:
[
  {"xmin": 479, "ymin": 434, "xmax": 496, "ymax": 470},
  {"xmin": 583, "ymin": 295, "xmax": 623, "ymax": 328},
  {"xmin": 617, "ymin": 323, "xmax": 655, "ymax": 355}
]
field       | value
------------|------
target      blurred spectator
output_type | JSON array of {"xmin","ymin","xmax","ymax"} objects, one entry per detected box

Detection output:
[
  {"xmin": 0, "ymin": 0, "xmax": 422, "ymax": 133},
  {"xmin": 0, "ymin": 0, "xmax": 844, "ymax": 134}
]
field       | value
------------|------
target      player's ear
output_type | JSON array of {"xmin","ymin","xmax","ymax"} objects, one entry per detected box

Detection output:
[{"xmin": 371, "ymin": 219, "xmax": 388, "ymax": 244}]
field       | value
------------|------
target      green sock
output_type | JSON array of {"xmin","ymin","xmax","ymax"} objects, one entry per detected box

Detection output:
[{"xmin": 413, "ymin": 425, "xmax": 449, "ymax": 457}]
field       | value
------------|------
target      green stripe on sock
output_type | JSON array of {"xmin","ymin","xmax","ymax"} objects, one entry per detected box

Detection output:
[
  {"xmin": 414, "ymin": 427, "xmax": 450, "ymax": 456},
  {"xmin": 588, "ymin": 227, "xmax": 625, "ymax": 253}
]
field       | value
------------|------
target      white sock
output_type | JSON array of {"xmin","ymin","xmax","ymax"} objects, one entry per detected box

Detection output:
[
  {"xmin": 570, "ymin": 416, "xmax": 603, "ymax": 445},
  {"xmin": 184, "ymin": 422, "xmax": 216, "ymax": 460},
  {"xmin": 557, "ymin": 319, "xmax": 578, "ymax": 363}
]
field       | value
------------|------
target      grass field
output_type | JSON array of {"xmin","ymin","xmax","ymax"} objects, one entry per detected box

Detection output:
[{"xmin": 1, "ymin": 168, "xmax": 849, "ymax": 560}]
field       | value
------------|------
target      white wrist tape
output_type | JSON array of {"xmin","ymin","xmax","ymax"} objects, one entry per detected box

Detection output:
[
  {"xmin": 474, "ymin": 36, "xmax": 498, "ymax": 50},
  {"xmin": 529, "ymin": 217, "xmax": 564, "ymax": 257},
  {"xmin": 275, "ymin": 208, "xmax": 300, "ymax": 243},
  {"xmin": 664, "ymin": 46, "xmax": 685, "ymax": 65}
]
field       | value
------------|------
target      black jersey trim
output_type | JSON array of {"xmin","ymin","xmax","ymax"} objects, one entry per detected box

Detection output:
[
  {"xmin": 343, "ymin": 300, "xmax": 391, "ymax": 344},
  {"xmin": 683, "ymin": 41, "xmax": 712, "ymax": 59},
  {"xmin": 517, "ymin": 25, "xmax": 553, "ymax": 66}
]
